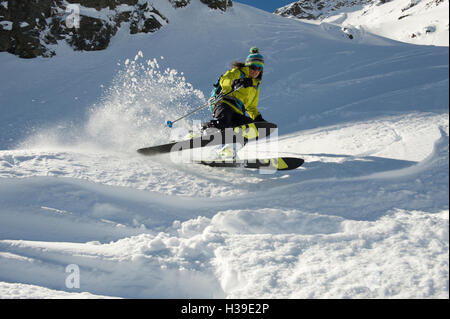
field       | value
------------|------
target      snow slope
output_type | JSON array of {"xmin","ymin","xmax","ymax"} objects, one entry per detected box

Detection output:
[
  {"xmin": 275, "ymin": 0, "xmax": 449, "ymax": 47},
  {"xmin": 330, "ymin": 0, "xmax": 449, "ymax": 47},
  {"xmin": 0, "ymin": 0, "xmax": 448, "ymax": 299}
]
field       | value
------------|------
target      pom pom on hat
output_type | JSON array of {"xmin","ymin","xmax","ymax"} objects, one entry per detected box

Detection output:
[{"xmin": 246, "ymin": 47, "xmax": 264, "ymax": 69}]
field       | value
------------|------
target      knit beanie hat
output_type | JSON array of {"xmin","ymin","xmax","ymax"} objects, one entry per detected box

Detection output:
[{"xmin": 245, "ymin": 47, "xmax": 264, "ymax": 69}]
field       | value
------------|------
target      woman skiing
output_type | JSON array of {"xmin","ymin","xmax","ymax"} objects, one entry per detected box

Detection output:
[{"xmin": 203, "ymin": 47, "xmax": 266, "ymax": 131}]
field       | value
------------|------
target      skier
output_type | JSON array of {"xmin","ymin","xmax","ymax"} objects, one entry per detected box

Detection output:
[
  {"xmin": 201, "ymin": 47, "xmax": 266, "ymax": 159},
  {"xmin": 138, "ymin": 47, "xmax": 303, "ymax": 169},
  {"xmin": 203, "ymin": 47, "xmax": 266, "ymax": 132}
]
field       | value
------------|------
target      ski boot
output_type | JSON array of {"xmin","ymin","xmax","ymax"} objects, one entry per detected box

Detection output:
[{"xmin": 213, "ymin": 143, "xmax": 243, "ymax": 161}]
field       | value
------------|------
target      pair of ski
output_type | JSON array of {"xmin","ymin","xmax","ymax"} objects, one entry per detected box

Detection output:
[{"xmin": 137, "ymin": 122, "xmax": 304, "ymax": 171}]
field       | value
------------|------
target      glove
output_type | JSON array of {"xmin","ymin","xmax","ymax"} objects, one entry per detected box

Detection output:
[
  {"xmin": 254, "ymin": 114, "xmax": 266, "ymax": 122},
  {"xmin": 232, "ymin": 78, "xmax": 253, "ymax": 90}
]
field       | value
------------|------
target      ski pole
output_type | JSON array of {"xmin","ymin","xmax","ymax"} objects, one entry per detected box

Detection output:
[
  {"xmin": 166, "ymin": 101, "xmax": 213, "ymax": 128},
  {"xmin": 166, "ymin": 87, "xmax": 239, "ymax": 128}
]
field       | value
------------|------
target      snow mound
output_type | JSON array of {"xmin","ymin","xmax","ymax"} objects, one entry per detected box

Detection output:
[{"xmin": 0, "ymin": 1, "xmax": 448, "ymax": 299}]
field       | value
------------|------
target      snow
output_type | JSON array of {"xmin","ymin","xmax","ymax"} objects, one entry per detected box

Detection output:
[
  {"xmin": 0, "ymin": 21, "xmax": 12, "ymax": 31},
  {"xmin": 321, "ymin": 0, "xmax": 450, "ymax": 46},
  {"xmin": 0, "ymin": 0, "xmax": 448, "ymax": 299}
]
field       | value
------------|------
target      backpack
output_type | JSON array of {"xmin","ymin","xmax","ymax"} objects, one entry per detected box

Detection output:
[{"xmin": 209, "ymin": 69, "xmax": 245, "ymax": 112}]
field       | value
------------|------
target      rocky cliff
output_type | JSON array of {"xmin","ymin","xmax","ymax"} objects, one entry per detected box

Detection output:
[
  {"xmin": 0, "ymin": 0, "xmax": 232, "ymax": 58},
  {"xmin": 274, "ymin": 0, "xmax": 373, "ymax": 20}
]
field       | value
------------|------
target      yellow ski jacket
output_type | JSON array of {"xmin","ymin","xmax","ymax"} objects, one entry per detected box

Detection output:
[{"xmin": 219, "ymin": 66, "xmax": 261, "ymax": 120}]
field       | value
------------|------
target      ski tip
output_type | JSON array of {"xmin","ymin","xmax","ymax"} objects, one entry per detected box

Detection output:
[
  {"xmin": 166, "ymin": 120, "xmax": 173, "ymax": 128},
  {"xmin": 278, "ymin": 157, "xmax": 304, "ymax": 170}
]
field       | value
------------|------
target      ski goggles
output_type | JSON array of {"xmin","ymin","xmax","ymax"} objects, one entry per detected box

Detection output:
[{"xmin": 249, "ymin": 65, "xmax": 263, "ymax": 71}]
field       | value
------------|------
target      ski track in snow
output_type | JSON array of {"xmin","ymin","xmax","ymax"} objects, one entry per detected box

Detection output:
[
  {"xmin": 0, "ymin": 1, "xmax": 448, "ymax": 299},
  {"xmin": 0, "ymin": 113, "xmax": 448, "ymax": 298}
]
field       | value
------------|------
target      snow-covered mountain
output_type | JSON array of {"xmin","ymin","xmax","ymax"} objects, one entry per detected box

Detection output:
[
  {"xmin": 275, "ymin": 0, "xmax": 449, "ymax": 46},
  {"xmin": 0, "ymin": 0, "xmax": 232, "ymax": 58},
  {"xmin": 0, "ymin": 0, "xmax": 448, "ymax": 299}
]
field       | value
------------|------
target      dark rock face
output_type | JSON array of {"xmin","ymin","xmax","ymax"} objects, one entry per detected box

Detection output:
[
  {"xmin": 274, "ymin": 0, "xmax": 372, "ymax": 20},
  {"xmin": 1, "ymin": 0, "xmax": 58, "ymax": 58},
  {"xmin": 169, "ymin": 0, "xmax": 232, "ymax": 10},
  {"xmin": 129, "ymin": 3, "xmax": 167, "ymax": 34},
  {"xmin": 200, "ymin": 0, "xmax": 232, "ymax": 11},
  {"xmin": 169, "ymin": 0, "xmax": 191, "ymax": 8},
  {"xmin": 0, "ymin": 0, "xmax": 232, "ymax": 58},
  {"xmin": 67, "ymin": 15, "xmax": 117, "ymax": 51}
]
